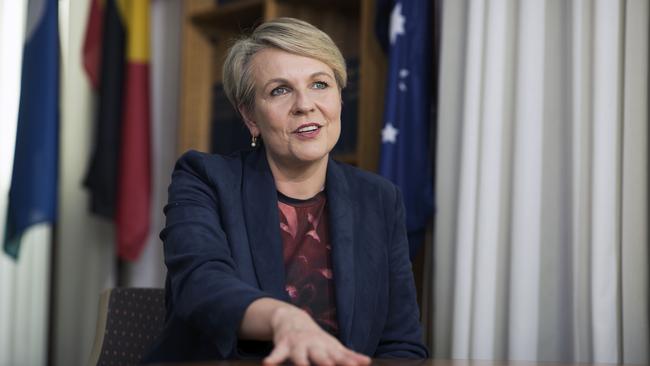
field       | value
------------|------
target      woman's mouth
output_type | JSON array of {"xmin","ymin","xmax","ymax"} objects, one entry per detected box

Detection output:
[{"xmin": 293, "ymin": 123, "xmax": 322, "ymax": 138}]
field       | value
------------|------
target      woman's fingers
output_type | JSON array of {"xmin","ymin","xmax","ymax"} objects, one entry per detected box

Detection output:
[
  {"xmin": 329, "ymin": 348, "xmax": 359, "ymax": 366},
  {"xmin": 266, "ymin": 307, "xmax": 371, "ymax": 365},
  {"xmin": 263, "ymin": 341, "xmax": 290, "ymax": 365},
  {"xmin": 265, "ymin": 335, "xmax": 370, "ymax": 366},
  {"xmin": 332, "ymin": 348, "xmax": 371, "ymax": 366},
  {"xmin": 307, "ymin": 347, "xmax": 335, "ymax": 366},
  {"xmin": 348, "ymin": 350, "xmax": 371, "ymax": 365},
  {"xmin": 289, "ymin": 343, "xmax": 310, "ymax": 366}
]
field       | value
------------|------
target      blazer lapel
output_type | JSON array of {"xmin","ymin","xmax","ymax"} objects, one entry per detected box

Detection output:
[
  {"xmin": 242, "ymin": 150, "xmax": 288, "ymax": 301},
  {"xmin": 325, "ymin": 159, "xmax": 356, "ymax": 346}
]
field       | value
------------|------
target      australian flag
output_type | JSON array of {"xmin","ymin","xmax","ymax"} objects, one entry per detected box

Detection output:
[{"xmin": 377, "ymin": 0, "xmax": 434, "ymax": 258}]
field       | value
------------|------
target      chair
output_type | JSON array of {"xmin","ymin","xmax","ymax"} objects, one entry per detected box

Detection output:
[{"xmin": 88, "ymin": 288, "xmax": 166, "ymax": 366}]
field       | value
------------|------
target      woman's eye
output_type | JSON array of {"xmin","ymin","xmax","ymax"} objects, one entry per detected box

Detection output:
[
  {"xmin": 312, "ymin": 81, "xmax": 329, "ymax": 89},
  {"xmin": 270, "ymin": 86, "xmax": 289, "ymax": 96}
]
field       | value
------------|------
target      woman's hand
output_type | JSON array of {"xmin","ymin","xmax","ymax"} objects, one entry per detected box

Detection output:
[
  {"xmin": 239, "ymin": 297, "xmax": 370, "ymax": 365},
  {"xmin": 263, "ymin": 306, "xmax": 371, "ymax": 366}
]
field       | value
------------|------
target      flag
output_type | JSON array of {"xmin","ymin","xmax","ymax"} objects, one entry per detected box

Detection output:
[
  {"xmin": 82, "ymin": 0, "xmax": 104, "ymax": 90},
  {"xmin": 83, "ymin": 0, "xmax": 151, "ymax": 261},
  {"xmin": 4, "ymin": 0, "xmax": 60, "ymax": 258},
  {"xmin": 377, "ymin": 0, "xmax": 434, "ymax": 258}
]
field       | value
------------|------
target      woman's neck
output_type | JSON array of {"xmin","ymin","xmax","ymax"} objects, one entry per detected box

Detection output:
[{"xmin": 266, "ymin": 153, "xmax": 328, "ymax": 200}]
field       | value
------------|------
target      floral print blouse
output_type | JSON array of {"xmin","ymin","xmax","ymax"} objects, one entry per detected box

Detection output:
[{"xmin": 277, "ymin": 191, "xmax": 338, "ymax": 335}]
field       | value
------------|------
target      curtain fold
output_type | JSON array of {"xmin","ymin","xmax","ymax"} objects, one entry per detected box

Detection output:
[
  {"xmin": 54, "ymin": 0, "xmax": 117, "ymax": 364},
  {"xmin": 433, "ymin": 0, "xmax": 649, "ymax": 363},
  {"xmin": 620, "ymin": 0, "xmax": 649, "ymax": 361}
]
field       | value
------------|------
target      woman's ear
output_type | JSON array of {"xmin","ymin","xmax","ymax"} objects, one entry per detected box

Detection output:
[{"xmin": 239, "ymin": 104, "xmax": 259, "ymax": 136}]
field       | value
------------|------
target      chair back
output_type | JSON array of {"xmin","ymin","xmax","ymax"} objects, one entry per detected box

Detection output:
[{"xmin": 88, "ymin": 287, "xmax": 166, "ymax": 366}]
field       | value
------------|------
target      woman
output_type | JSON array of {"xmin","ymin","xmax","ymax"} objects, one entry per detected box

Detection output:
[{"xmin": 145, "ymin": 17, "xmax": 428, "ymax": 365}]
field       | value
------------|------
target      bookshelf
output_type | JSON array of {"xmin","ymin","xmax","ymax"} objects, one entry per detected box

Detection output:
[{"xmin": 178, "ymin": 0, "xmax": 387, "ymax": 171}]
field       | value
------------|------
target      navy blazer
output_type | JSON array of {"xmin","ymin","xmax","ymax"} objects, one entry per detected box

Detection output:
[{"xmin": 144, "ymin": 148, "xmax": 428, "ymax": 362}]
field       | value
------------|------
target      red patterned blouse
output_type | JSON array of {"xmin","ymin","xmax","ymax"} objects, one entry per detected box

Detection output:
[{"xmin": 277, "ymin": 191, "xmax": 339, "ymax": 335}]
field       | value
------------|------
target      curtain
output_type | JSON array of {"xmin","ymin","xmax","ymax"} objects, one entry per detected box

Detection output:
[
  {"xmin": 54, "ymin": 0, "xmax": 117, "ymax": 364},
  {"xmin": 0, "ymin": 228, "xmax": 51, "ymax": 366},
  {"xmin": 433, "ymin": 0, "xmax": 648, "ymax": 364}
]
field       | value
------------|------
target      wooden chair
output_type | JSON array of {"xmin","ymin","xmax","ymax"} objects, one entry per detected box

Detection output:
[{"xmin": 88, "ymin": 288, "xmax": 166, "ymax": 366}]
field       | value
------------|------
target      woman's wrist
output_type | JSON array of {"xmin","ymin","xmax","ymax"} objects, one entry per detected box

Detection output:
[
  {"xmin": 269, "ymin": 305, "xmax": 312, "ymax": 334},
  {"xmin": 239, "ymin": 298, "xmax": 290, "ymax": 340}
]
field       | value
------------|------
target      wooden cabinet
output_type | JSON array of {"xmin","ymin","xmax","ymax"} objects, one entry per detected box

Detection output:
[{"xmin": 177, "ymin": 0, "xmax": 386, "ymax": 172}]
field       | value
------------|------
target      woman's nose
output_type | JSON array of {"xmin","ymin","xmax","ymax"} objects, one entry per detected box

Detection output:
[{"xmin": 291, "ymin": 91, "xmax": 316, "ymax": 115}]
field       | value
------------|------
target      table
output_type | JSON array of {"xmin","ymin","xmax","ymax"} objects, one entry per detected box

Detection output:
[{"xmin": 153, "ymin": 359, "xmax": 642, "ymax": 366}]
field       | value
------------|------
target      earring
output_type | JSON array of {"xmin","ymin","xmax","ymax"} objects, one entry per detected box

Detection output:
[{"xmin": 251, "ymin": 135, "xmax": 258, "ymax": 148}]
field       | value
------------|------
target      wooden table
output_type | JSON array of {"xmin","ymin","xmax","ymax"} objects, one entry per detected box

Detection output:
[{"xmin": 154, "ymin": 359, "xmax": 642, "ymax": 366}]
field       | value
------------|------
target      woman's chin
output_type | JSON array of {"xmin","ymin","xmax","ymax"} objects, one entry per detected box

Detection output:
[
  {"xmin": 265, "ymin": 140, "xmax": 337, "ymax": 168},
  {"xmin": 296, "ymin": 151, "xmax": 331, "ymax": 165},
  {"xmin": 287, "ymin": 147, "xmax": 332, "ymax": 166}
]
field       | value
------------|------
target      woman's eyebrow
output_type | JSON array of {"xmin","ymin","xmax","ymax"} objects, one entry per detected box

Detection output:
[
  {"xmin": 263, "ymin": 78, "xmax": 289, "ymax": 87},
  {"xmin": 310, "ymin": 71, "xmax": 334, "ymax": 79},
  {"xmin": 263, "ymin": 71, "xmax": 335, "ymax": 89}
]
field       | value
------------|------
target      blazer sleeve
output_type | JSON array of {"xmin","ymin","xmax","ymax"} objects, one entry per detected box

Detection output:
[
  {"xmin": 374, "ymin": 186, "xmax": 430, "ymax": 358},
  {"xmin": 161, "ymin": 151, "xmax": 269, "ymax": 358}
]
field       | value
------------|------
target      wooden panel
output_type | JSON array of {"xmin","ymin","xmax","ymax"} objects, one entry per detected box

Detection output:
[
  {"xmin": 334, "ymin": 153, "xmax": 358, "ymax": 166},
  {"xmin": 279, "ymin": 0, "xmax": 359, "ymax": 15},
  {"xmin": 211, "ymin": 29, "xmax": 239, "ymax": 84},
  {"xmin": 192, "ymin": 0, "xmax": 265, "ymax": 35},
  {"xmin": 178, "ymin": 0, "xmax": 216, "ymax": 154},
  {"xmin": 357, "ymin": 0, "xmax": 387, "ymax": 172},
  {"xmin": 272, "ymin": 1, "xmax": 360, "ymax": 57},
  {"xmin": 265, "ymin": 0, "xmax": 279, "ymax": 19}
]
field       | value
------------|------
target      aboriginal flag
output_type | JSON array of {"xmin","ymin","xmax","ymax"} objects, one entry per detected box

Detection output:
[{"xmin": 83, "ymin": 0, "xmax": 151, "ymax": 261}]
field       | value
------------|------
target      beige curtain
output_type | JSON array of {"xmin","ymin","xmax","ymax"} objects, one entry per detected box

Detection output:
[
  {"xmin": 433, "ymin": 0, "xmax": 648, "ymax": 363},
  {"xmin": 54, "ymin": 0, "xmax": 117, "ymax": 364}
]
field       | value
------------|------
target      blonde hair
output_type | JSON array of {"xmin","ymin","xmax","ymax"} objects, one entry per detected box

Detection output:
[{"xmin": 222, "ymin": 17, "xmax": 347, "ymax": 114}]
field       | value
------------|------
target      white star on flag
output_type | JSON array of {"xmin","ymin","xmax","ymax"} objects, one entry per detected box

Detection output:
[
  {"xmin": 398, "ymin": 69, "xmax": 409, "ymax": 92},
  {"xmin": 389, "ymin": 3, "xmax": 406, "ymax": 45},
  {"xmin": 382, "ymin": 123, "xmax": 399, "ymax": 143}
]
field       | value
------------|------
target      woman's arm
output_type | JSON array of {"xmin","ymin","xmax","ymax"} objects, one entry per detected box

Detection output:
[
  {"xmin": 374, "ymin": 187, "xmax": 429, "ymax": 359},
  {"xmin": 163, "ymin": 151, "xmax": 273, "ymax": 357},
  {"xmin": 241, "ymin": 298, "xmax": 371, "ymax": 366}
]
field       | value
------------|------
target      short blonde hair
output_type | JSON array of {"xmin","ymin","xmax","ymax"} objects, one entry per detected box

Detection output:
[{"xmin": 222, "ymin": 17, "xmax": 347, "ymax": 114}]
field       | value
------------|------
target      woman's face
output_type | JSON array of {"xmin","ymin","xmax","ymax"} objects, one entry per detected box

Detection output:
[{"xmin": 240, "ymin": 48, "xmax": 342, "ymax": 169}]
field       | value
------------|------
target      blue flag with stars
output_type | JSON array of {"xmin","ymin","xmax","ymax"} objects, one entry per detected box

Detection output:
[{"xmin": 378, "ymin": 0, "xmax": 433, "ymax": 258}]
